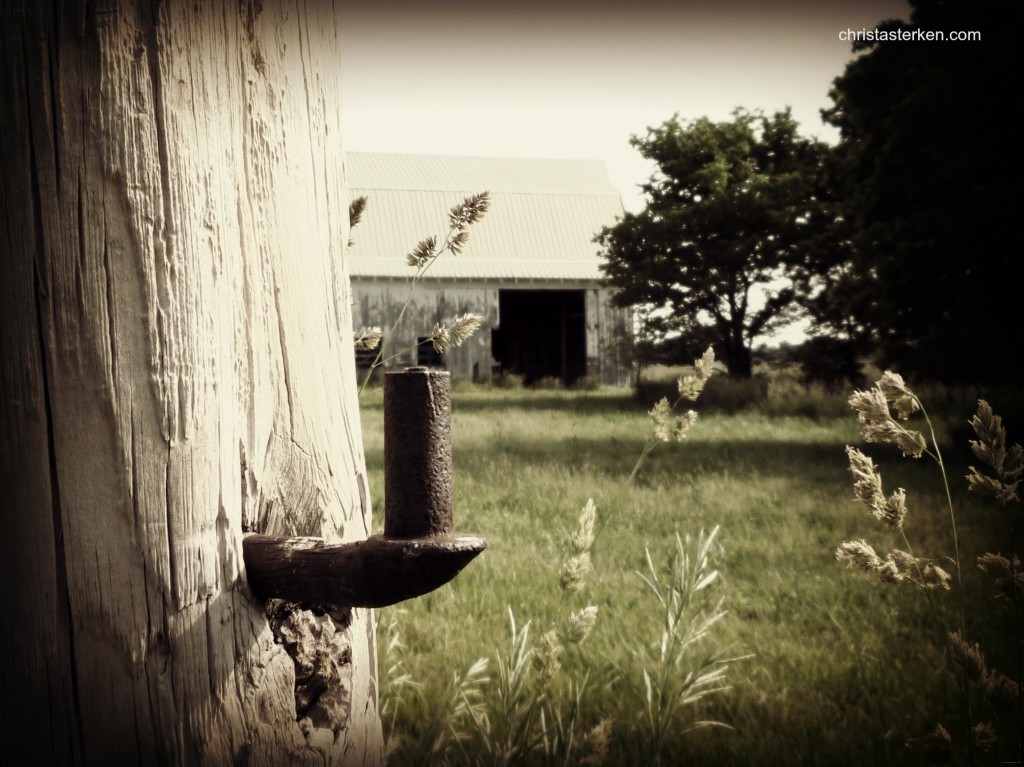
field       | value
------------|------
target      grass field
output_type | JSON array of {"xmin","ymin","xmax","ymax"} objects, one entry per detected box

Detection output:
[{"xmin": 359, "ymin": 384, "xmax": 1017, "ymax": 766}]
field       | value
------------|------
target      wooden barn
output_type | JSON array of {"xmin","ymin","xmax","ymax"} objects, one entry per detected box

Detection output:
[{"xmin": 346, "ymin": 152, "xmax": 631, "ymax": 385}]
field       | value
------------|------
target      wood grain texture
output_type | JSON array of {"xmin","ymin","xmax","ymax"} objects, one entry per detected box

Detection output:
[{"xmin": 0, "ymin": 1, "xmax": 383, "ymax": 763}]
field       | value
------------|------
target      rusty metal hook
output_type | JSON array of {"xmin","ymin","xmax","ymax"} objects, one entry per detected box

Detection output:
[{"xmin": 243, "ymin": 368, "xmax": 486, "ymax": 609}]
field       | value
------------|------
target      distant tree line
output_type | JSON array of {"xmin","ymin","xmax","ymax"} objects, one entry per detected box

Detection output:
[{"xmin": 598, "ymin": 0, "xmax": 1021, "ymax": 384}]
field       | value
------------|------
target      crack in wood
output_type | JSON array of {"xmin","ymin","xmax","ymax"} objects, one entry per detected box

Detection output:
[
  {"xmin": 25, "ymin": 34, "xmax": 85, "ymax": 752},
  {"xmin": 164, "ymin": 454, "xmax": 178, "ymax": 609},
  {"xmin": 273, "ymin": 284, "xmax": 295, "ymax": 430},
  {"xmin": 33, "ymin": 260, "xmax": 85, "ymax": 758},
  {"xmin": 102, "ymin": 236, "xmax": 119, "ymax": 396}
]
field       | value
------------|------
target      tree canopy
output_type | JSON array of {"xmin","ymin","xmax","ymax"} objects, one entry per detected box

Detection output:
[
  {"xmin": 821, "ymin": 0, "xmax": 1022, "ymax": 383},
  {"xmin": 597, "ymin": 109, "xmax": 836, "ymax": 377}
]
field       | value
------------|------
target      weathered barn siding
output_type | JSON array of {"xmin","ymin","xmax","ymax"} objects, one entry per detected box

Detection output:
[
  {"xmin": 353, "ymin": 278, "xmax": 631, "ymax": 384},
  {"xmin": 353, "ymin": 280, "xmax": 499, "ymax": 381},
  {"xmin": 586, "ymin": 288, "xmax": 632, "ymax": 383}
]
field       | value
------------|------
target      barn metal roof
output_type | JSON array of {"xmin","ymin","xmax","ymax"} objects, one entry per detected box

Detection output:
[{"xmin": 345, "ymin": 153, "xmax": 624, "ymax": 281}]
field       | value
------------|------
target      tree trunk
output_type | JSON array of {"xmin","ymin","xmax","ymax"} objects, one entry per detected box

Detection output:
[
  {"xmin": 0, "ymin": 2, "xmax": 383, "ymax": 764},
  {"xmin": 717, "ymin": 321, "xmax": 753, "ymax": 378},
  {"xmin": 730, "ymin": 341, "xmax": 753, "ymax": 378}
]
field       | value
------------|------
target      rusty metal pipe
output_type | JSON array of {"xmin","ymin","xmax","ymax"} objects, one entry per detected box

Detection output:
[
  {"xmin": 384, "ymin": 367, "xmax": 453, "ymax": 538},
  {"xmin": 243, "ymin": 367, "xmax": 486, "ymax": 610}
]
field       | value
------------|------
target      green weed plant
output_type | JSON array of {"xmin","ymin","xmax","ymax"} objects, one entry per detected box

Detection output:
[
  {"xmin": 362, "ymin": 382, "xmax": 1000, "ymax": 765},
  {"xmin": 374, "ymin": 349, "xmax": 736, "ymax": 765}
]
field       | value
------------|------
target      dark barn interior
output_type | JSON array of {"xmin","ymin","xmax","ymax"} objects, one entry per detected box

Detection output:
[{"xmin": 492, "ymin": 289, "xmax": 586, "ymax": 385}]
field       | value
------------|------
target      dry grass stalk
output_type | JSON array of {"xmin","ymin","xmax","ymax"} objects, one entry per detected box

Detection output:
[{"xmin": 837, "ymin": 373, "xmax": 1024, "ymax": 763}]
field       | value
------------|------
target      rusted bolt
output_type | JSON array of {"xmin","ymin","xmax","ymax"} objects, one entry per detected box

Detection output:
[{"xmin": 243, "ymin": 367, "xmax": 486, "ymax": 609}]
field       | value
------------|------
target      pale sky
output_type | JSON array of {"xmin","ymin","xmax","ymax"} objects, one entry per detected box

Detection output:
[{"xmin": 337, "ymin": 0, "xmax": 909, "ymax": 212}]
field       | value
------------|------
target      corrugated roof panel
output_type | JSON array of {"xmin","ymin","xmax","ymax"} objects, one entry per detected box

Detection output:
[
  {"xmin": 345, "ymin": 152, "xmax": 621, "ymax": 197},
  {"xmin": 345, "ymin": 153, "xmax": 624, "ymax": 282}
]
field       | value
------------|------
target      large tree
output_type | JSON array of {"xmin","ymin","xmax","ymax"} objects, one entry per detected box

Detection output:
[
  {"xmin": 597, "ymin": 110, "xmax": 835, "ymax": 378},
  {"xmin": 823, "ymin": 0, "xmax": 1023, "ymax": 383},
  {"xmin": 1, "ymin": 2, "xmax": 383, "ymax": 764}
]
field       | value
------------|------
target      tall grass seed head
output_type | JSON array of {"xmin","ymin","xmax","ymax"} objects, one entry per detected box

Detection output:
[
  {"xmin": 649, "ymin": 397, "xmax": 671, "ymax": 442},
  {"xmin": 976, "ymin": 552, "xmax": 1024, "ymax": 600},
  {"xmin": 968, "ymin": 399, "xmax": 1022, "ymax": 477},
  {"xmin": 836, "ymin": 539, "xmax": 884, "ymax": 574},
  {"xmin": 837, "ymin": 541, "xmax": 947, "ymax": 588},
  {"xmin": 407, "ymin": 235, "xmax": 437, "ymax": 267},
  {"xmin": 919, "ymin": 563, "xmax": 951, "ymax": 590},
  {"xmin": 894, "ymin": 428, "xmax": 926, "ymax": 459},
  {"xmin": 906, "ymin": 724, "xmax": 952, "ymax": 763},
  {"xmin": 448, "ymin": 191, "xmax": 491, "ymax": 230},
  {"xmin": 559, "ymin": 553, "xmax": 592, "ymax": 596},
  {"xmin": 849, "ymin": 387, "xmax": 890, "ymax": 425},
  {"xmin": 882, "ymin": 488, "xmax": 908, "ymax": 530},
  {"xmin": 694, "ymin": 345, "xmax": 715, "ymax": 379},
  {"xmin": 677, "ymin": 346, "xmax": 715, "ymax": 400},
  {"xmin": 348, "ymin": 195, "xmax": 368, "ymax": 229},
  {"xmin": 888, "ymin": 549, "xmax": 918, "ymax": 579},
  {"xmin": 846, "ymin": 446, "xmax": 907, "ymax": 529},
  {"xmin": 847, "ymin": 446, "xmax": 885, "ymax": 511},
  {"xmin": 850, "ymin": 374, "xmax": 926, "ymax": 456},
  {"xmin": 981, "ymin": 670, "xmax": 1020, "ymax": 711},
  {"xmin": 967, "ymin": 399, "xmax": 1022, "ymax": 502},
  {"xmin": 532, "ymin": 629, "xmax": 564, "ymax": 685},
  {"xmin": 348, "ymin": 195, "xmax": 369, "ymax": 246},
  {"xmin": 877, "ymin": 558, "xmax": 903, "ymax": 584},
  {"xmin": 947, "ymin": 631, "xmax": 986, "ymax": 682},
  {"xmin": 579, "ymin": 719, "xmax": 613, "ymax": 766},
  {"xmin": 862, "ymin": 420, "xmax": 927, "ymax": 458},
  {"xmin": 972, "ymin": 722, "xmax": 998, "ymax": 752},
  {"xmin": 886, "ymin": 551, "xmax": 951, "ymax": 589},
  {"xmin": 967, "ymin": 467, "xmax": 1020, "ymax": 504},
  {"xmin": 673, "ymin": 410, "xmax": 698, "ymax": 441},
  {"xmin": 431, "ymin": 313, "xmax": 483, "ymax": 353},
  {"xmin": 448, "ymin": 230, "xmax": 471, "ymax": 255},
  {"xmin": 884, "ymin": 550, "xmax": 949, "ymax": 589},
  {"xmin": 570, "ymin": 499, "xmax": 597, "ymax": 555},
  {"xmin": 876, "ymin": 371, "xmax": 919, "ymax": 420},
  {"xmin": 564, "ymin": 606, "xmax": 599, "ymax": 645},
  {"xmin": 353, "ymin": 327, "xmax": 382, "ymax": 351}
]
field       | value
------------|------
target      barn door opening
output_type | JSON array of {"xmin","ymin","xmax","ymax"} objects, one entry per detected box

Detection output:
[{"xmin": 492, "ymin": 290, "xmax": 586, "ymax": 385}]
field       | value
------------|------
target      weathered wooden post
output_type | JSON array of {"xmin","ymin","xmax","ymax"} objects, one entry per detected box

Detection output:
[{"xmin": 0, "ymin": 1, "xmax": 394, "ymax": 763}]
